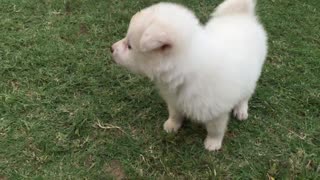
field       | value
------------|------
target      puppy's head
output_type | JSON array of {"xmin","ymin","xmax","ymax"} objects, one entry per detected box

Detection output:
[{"xmin": 111, "ymin": 3, "xmax": 200, "ymax": 78}]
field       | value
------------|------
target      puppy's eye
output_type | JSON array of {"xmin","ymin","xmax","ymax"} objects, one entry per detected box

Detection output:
[{"xmin": 128, "ymin": 43, "xmax": 132, "ymax": 50}]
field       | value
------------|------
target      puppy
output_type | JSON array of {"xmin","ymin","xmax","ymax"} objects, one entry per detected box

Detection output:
[{"xmin": 111, "ymin": 0, "xmax": 267, "ymax": 151}]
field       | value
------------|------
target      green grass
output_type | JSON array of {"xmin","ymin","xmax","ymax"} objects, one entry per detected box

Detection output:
[{"xmin": 0, "ymin": 0, "xmax": 319, "ymax": 179}]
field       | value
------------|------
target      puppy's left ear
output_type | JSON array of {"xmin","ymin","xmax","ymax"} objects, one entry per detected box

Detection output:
[{"xmin": 140, "ymin": 23, "xmax": 172, "ymax": 52}]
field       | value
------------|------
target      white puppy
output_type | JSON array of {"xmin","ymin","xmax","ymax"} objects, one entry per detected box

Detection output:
[{"xmin": 111, "ymin": 0, "xmax": 267, "ymax": 151}]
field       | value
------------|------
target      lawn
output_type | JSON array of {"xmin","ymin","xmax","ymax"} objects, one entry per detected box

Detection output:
[{"xmin": 0, "ymin": 0, "xmax": 319, "ymax": 179}]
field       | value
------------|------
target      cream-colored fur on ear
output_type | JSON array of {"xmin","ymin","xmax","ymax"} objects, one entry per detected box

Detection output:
[{"xmin": 139, "ymin": 23, "xmax": 171, "ymax": 52}]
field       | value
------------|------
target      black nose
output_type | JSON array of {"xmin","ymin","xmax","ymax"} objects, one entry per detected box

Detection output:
[{"xmin": 110, "ymin": 46, "xmax": 114, "ymax": 53}]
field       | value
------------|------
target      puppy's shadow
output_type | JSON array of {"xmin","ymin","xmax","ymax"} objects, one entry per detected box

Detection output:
[
  {"xmin": 159, "ymin": 119, "xmax": 206, "ymax": 150},
  {"xmin": 158, "ymin": 116, "xmax": 247, "ymax": 152}
]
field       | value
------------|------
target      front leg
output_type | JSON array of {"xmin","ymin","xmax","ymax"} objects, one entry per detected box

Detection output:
[
  {"xmin": 204, "ymin": 113, "xmax": 229, "ymax": 151},
  {"xmin": 163, "ymin": 104, "xmax": 184, "ymax": 133}
]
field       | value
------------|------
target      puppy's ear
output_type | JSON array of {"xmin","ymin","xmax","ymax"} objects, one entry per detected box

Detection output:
[{"xmin": 140, "ymin": 23, "xmax": 171, "ymax": 52}]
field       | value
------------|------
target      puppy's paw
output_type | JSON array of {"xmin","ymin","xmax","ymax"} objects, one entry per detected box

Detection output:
[
  {"xmin": 204, "ymin": 137, "xmax": 222, "ymax": 151},
  {"xmin": 233, "ymin": 104, "xmax": 248, "ymax": 121},
  {"xmin": 163, "ymin": 118, "xmax": 181, "ymax": 133}
]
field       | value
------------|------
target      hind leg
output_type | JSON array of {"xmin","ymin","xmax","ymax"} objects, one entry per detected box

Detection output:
[{"xmin": 233, "ymin": 97, "xmax": 250, "ymax": 121}]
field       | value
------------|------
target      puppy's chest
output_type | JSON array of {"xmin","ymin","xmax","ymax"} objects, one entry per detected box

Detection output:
[{"xmin": 160, "ymin": 83, "xmax": 212, "ymax": 120}]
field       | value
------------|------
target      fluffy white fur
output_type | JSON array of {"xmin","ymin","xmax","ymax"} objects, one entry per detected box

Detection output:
[{"xmin": 111, "ymin": 0, "xmax": 267, "ymax": 151}]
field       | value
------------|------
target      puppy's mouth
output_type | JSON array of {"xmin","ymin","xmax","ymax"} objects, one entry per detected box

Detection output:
[
  {"xmin": 110, "ymin": 53, "xmax": 122, "ymax": 65},
  {"xmin": 110, "ymin": 55, "xmax": 118, "ymax": 64},
  {"xmin": 109, "ymin": 45, "xmax": 118, "ymax": 63}
]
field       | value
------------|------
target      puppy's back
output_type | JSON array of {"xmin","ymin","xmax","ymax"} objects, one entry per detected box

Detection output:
[{"xmin": 213, "ymin": 0, "xmax": 256, "ymax": 17}]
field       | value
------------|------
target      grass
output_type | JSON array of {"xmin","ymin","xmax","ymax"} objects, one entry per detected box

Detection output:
[{"xmin": 0, "ymin": 0, "xmax": 319, "ymax": 179}]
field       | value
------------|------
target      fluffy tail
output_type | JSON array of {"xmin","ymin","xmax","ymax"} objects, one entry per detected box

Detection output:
[{"xmin": 213, "ymin": 0, "xmax": 256, "ymax": 17}]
